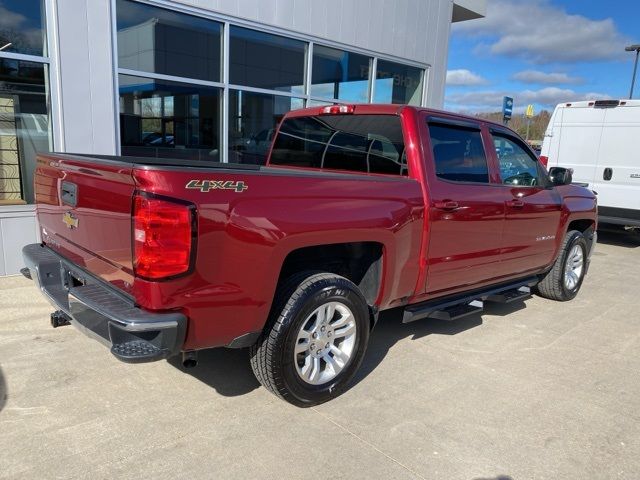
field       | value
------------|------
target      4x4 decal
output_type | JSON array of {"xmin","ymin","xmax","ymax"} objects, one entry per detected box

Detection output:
[{"xmin": 186, "ymin": 179, "xmax": 248, "ymax": 193}]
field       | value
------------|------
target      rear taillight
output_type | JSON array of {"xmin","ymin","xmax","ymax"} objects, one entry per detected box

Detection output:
[
  {"xmin": 539, "ymin": 155, "xmax": 549, "ymax": 168},
  {"xmin": 133, "ymin": 193, "xmax": 195, "ymax": 280}
]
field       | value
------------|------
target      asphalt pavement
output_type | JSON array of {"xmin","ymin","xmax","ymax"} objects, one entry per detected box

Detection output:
[{"xmin": 1, "ymin": 227, "xmax": 639, "ymax": 480}]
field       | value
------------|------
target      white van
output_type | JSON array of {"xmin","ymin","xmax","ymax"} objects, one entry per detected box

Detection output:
[{"xmin": 541, "ymin": 99, "xmax": 640, "ymax": 227}]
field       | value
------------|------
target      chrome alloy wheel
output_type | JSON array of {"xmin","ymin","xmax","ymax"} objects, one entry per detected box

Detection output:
[
  {"xmin": 564, "ymin": 244, "xmax": 584, "ymax": 290},
  {"xmin": 294, "ymin": 301, "xmax": 357, "ymax": 385}
]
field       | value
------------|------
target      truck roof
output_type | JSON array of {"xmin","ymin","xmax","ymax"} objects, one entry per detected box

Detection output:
[{"xmin": 284, "ymin": 104, "xmax": 508, "ymax": 129}]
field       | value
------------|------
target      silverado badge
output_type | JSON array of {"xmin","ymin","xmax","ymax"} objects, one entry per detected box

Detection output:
[
  {"xmin": 186, "ymin": 179, "xmax": 248, "ymax": 193},
  {"xmin": 62, "ymin": 211, "xmax": 79, "ymax": 229}
]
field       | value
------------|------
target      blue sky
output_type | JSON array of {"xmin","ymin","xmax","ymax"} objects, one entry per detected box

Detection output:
[{"xmin": 445, "ymin": 0, "xmax": 640, "ymax": 114}]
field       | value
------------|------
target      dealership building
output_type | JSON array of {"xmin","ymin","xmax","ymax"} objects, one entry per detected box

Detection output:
[{"xmin": 0, "ymin": 0, "xmax": 485, "ymax": 275}]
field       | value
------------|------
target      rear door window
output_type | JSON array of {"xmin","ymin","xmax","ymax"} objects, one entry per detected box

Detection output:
[
  {"xmin": 428, "ymin": 123, "xmax": 489, "ymax": 183},
  {"xmin": 270, "ymin": 114, "xmax": 407, "ymax": 175}
]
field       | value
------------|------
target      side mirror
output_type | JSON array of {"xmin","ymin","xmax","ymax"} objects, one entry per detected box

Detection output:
[{"xmin": 548, "ymin": 167, "xmax": 573, "ymax": 186}]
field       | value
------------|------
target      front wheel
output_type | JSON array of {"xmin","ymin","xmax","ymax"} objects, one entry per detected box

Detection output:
[
  {"xmin": 535, "ymin": 230, "xmax": 588, "ymax": 301},
  {"xmin": 250, "ymin": 272, "xmax": 370, "ymax": 407}
]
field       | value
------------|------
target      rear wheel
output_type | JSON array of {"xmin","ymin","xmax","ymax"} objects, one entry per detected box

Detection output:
[
  {"xmin": 249, "ymin": 272, "xmax": 370, "ymax": 407},
  {"xmin": 535, "ymin": 230, "xmax": 588, "ymax": 301}
]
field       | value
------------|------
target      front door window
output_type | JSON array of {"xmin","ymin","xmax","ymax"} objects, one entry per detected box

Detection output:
[{"xmin": 493, "ymin": 135, "xmax": 545, "ymax": 187}]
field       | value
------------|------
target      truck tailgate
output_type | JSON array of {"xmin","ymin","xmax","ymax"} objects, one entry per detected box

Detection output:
[{"xmin": 35, "ymin": 154, "xmax": 136, "ymax": 292}]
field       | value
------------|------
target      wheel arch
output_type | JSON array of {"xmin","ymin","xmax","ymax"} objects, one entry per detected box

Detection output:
[
  {"xmin": 566, "ymin": 218, "xmax": 596, "ymax": 256},
  {"xmin": 566, "ymin": 218, "xmax": 595, "ymax": 235},
  {"xmin": 276, "ymin": 241, "xmax": 386, "ymax": 327}
]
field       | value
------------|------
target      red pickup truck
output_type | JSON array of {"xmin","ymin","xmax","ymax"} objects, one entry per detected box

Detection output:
[{"xmin": 23, "ymin": 104, "xmax": 597, "ymax": 406}]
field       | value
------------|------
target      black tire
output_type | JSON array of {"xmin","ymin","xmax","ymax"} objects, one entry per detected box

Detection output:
[
  {"xmin": 534, "ymin": 230, "xmax": 588, "ymax": 301},
  {"xmin": 249, "ymin": 272, "xmax": 370, "ymax": 407}
]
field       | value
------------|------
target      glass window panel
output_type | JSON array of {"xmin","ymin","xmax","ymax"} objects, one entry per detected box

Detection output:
[
  {"xmin": 228, "ymin": 90, "xmax": 303, "ymax": 165},
  {"xmin": 229, "ymin": 26, "xmax": 305, "ymax": 94},
  {"xmin": 307, "ymin": 99, "xmax": 335, "ymax": 107},
  {"xmin": 119, "ymin": 74, "xmax": 222, "ymax": 161},
  {"xmin": 0, "ymin": 0, "xmax": 47, "ymax": 56},
  {"xmin": 271, "ymin": 114, "xmax": 406, "ymax": 176},
  {"xmin": 116, "ymin": 0, "xmax": 221, "ymax": 82},
  {"xmin": 374, "ymin": 60, "xmax": 423, "ymax": 106},
  {"xmin": 492, "ymin": 135, "xmax": 543, "ymax": 186},
  {"xmin": 428, "ymin": 123, "xmax": 489, "ymax": 183},
  {"xmin": 311, "ymin": 46, "xmax": 371, "ymax": 102},
  {"xmin": 0, "ymin": 60, "xmax": 51, "ymax": 204},
  {"xmin": 269, "ymin": 116, "xmax": 332, "ymax": 169}
]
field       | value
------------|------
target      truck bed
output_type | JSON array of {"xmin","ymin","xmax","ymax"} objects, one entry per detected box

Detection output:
[{"xmin": 34, "ymin": 152, "xmax": 425, "ymax": 350}]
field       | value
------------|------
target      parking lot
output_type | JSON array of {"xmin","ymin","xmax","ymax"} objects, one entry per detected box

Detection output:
[{"xmin": 0, "ymin": 228, "xmax": 638, "ymax": 480}]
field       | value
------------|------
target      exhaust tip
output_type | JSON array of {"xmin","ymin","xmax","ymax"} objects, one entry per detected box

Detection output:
[{"xmin": 182, "ymin": 351, "xmax": 198, "ymax": 368}]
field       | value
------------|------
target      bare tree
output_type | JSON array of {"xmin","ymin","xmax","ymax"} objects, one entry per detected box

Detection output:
[{"xmin": 473, "ymin": 110, "xmax": 552, "ymax": 142}]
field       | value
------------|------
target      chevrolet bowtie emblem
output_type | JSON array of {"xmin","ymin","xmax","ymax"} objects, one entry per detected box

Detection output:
[{"xmin": 62, "ymin": 211, "xmax": 79, "ymax": 229}]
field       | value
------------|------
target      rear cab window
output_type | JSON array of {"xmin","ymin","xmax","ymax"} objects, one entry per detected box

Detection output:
[
  {"xmin": 427, "ymin": 121, "xmax": 489, "ymax": 183},
  {"xmin": 269, "ymin": 114, "xmax": 407, "ymax": 176}
]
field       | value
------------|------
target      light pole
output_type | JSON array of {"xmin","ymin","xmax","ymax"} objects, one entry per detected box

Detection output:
[{"xmin": 625, "ymin": 44, "xmax": 640, "ymax": 99}]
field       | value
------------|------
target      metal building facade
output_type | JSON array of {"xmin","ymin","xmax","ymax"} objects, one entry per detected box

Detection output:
[{"xmin": 0, "ymin": 0, "xmax": 485, "ymax": 275}]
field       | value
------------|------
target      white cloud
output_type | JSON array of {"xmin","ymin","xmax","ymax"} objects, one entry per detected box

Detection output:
[
  {"xmin": 446, "ymin": 87, "xmax": 611, "ymax": 112},
  {"xmin": 0, "ymin": 3, "xmax": 44, "ymax": 53},
  {"xmin": 446, "ymin": 69, "xmax": 488, "ymax": 86},
  {"xmin": 513, "ymin": 70, "xmax": 582, "ymax": 84},
  {"xmin": 0, "ymin": 5, "xmax": 27, "ymax": 30},
  {"xmin": 453, "ymin": 0, "xmax": 630, "ymax": 64}
]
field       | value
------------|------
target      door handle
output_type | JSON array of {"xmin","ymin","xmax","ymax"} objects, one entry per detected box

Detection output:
[
  {"xmin": 506, "ymin": 199, "xmax": 525, "ymax": 208},
  {"xmin": 61, "ymin": 181, "xmax": 78, "ymax": 207},
  {"xmin": 434, "ymin": 200, "xmax": 460, "ymax": 211},
  {"xmin": 603, "ymin": 168, "xmax": 612, "ymax": 181}
]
